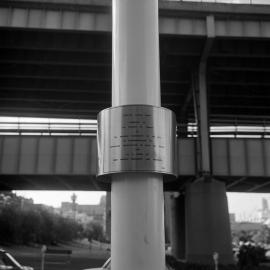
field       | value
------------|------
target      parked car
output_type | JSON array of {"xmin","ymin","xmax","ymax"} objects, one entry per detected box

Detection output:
[
  {"xmin": 83, "ymin": 254, "xmax": 177, "ymax": 270},
  {"xmin": 0, "ymin": 249, "xmax": 34, "ymax": 270}
]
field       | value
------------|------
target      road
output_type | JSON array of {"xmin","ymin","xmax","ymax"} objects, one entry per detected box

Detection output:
[{"xmin": 5, "ymin": 243, "xmax": 109, "ymax": 270}]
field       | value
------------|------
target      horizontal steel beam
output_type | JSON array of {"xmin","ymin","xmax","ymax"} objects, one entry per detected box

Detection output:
[
  {"xmin": 0, "ymin": 87, "xmax": 110, "ymax": 94},
  {"xmin": 3, "ymin": 0, "xmax": 270, "ymax": 19},
  {"xmin": 0, "ymin": 136, "xmax": 268, "ymax": 177},
  {"xmin": 0, "ymin": 45, "xmax": 112, "ymax": 54},
  {"xmin": 1, "ymin": 4, "xmax": 270, "ymax": 38},
  {"xmin": 0, "ymin": 97, "xmax": 111, "ymax": 105},
  {"xmin": 0, "ymin": 60, "xmax": 111, "ymax": 67},
  {"xmin": 0, "ymin": 135, "xmax": 268, "ymax": 190},
  {"xmin": 0, "ymin": 107, "xmax": 99, "ymax": 114},
  {"xmin": 210, "ymin": 81, "xmax": 270, "ymax": 86},
  {"xmin": 211, "ymin": 67, "xmax": 270, "ymax": 72},
  {"xmin": 0, "ymin": 74, "xmax": 111, "ymax": 81}
]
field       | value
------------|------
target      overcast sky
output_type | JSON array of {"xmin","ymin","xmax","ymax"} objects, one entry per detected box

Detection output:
[
  {"xmin": 15, "ymin": 190, "xmax": 269, "ymax": 222},
  {"xmin": 15, "ymin": 191, "xmax": 106, "ymax": 207}
]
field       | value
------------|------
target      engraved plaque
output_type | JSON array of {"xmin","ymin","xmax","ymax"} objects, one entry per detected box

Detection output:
[{"xmin": 97, "ymin": 105, "xmax": 177, "ymax": 180}]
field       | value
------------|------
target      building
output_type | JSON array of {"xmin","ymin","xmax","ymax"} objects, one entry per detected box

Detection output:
[
  {"xmin": 61, "ymin": 195, "xmax": 106, "ymax": 228},
  {"xmin": 258, "ymin": 198, "xmax": 270, "ymax": 222},
  {"xmin": 229, "ymin": 213, "xmax": 236, "ymax": 224}
]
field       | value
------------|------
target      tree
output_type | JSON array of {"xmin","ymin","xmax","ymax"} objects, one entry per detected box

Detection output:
[
  {"xmin": 0, "ymin": 192, "xmax": 83, "ymax": 245},
  {"xmin": 85, "ymin": 221, "xmax": 105, "ymax": 242}
]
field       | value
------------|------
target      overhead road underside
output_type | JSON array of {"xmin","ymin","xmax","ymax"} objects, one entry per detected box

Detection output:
[
  {"xmin": 0, "ymin": 1, "xmax": 270, "ymax": 126},
  {"xmin": 1, "ymin": 0, "xmax": 270, "ymax": 193},
  {"xmin": 1, "ymin": 28, "xmax": 270, "ymax": 126}
]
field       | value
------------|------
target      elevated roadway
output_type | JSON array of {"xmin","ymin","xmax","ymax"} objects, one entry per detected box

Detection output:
[
  {"xmin": 0, "ymin": 0, "xmax": 270, "ymax": 124},
  {"xmin": 0, "ymin": 0, "xmax": 270, "ymax": 192},
  {"xmin": 1, "ymin": 0, "xmax": 270, "ymax": 264},
  {"xmin": 0, "ymin": 135, "xmax": 269, "ymax": 192}
]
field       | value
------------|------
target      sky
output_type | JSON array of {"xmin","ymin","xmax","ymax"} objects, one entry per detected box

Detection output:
[
  {"xmin": 15, "ymin": 190, "xmax": 269, "ymax": 222},
  {"xmin": 15, "ymin": 191, "xmax": 106, "ymax": 207},
  {"xmin": 227, "ymin": 193, "xmax": 269, "ymax": 221}
]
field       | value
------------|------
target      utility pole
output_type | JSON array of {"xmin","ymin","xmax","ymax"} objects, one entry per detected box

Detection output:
[{"xmin": 97, "ymin": 0, "xmax": 177, "ymax": 269}]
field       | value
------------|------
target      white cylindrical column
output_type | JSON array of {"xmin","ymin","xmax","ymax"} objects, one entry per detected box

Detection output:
[
  {"xmin": 112, "ymin": 174, "xmax": 164, "ymax": 270},
  {"xmin": 111, "ymin": 0, "xmax": 165, "ymax": 269},
  {"xmin": 112, "ymin": 0, "xmax": 160, "ymax": 107}
]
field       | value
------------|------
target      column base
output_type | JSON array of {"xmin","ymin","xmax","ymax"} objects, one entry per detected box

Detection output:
[{"xmin": 185, "ymin": 179, "xmax": 234, "ymax": 265}]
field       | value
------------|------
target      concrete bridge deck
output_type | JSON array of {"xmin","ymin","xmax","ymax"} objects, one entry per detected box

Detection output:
[
  {"xmin": 0, "ymin": 135, "xmax": 269, "ymax": 191},
  {"xmin": 1, "ymin": 0, "xmax": 270, "ymax": 124},
  {"xmin": 0, "ymin": 0, "xmax": 270, "ymax": 193}
]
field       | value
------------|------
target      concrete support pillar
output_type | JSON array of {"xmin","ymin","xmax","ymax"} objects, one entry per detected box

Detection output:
[
  {"xmin": 185, "ymin": 180, "xmax": 233, "ymax": 264},
  {"xmin": 170, "ymin": 193, "xmax": 186, "ymax": 260},
  {"xmin": 186, "ymin": 15, "xmax": 233, "ymax": 265}
]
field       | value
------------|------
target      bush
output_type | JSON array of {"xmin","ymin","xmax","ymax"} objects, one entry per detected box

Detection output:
[
  {"xmin": 175, "ymin": 261, "xmax": 270, "ymax": 270},
  {"xmin": 0, "ymin": 193, "xmax": 83, "ymax": 245},
  {"xmin": 85, "ymin": 221, "xmax": 105, "ymax": 242}
]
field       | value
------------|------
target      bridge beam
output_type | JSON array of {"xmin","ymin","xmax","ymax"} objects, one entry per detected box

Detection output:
[{"xmin": 185, "ymin": 180, "xmax": 233, "ymax": 264}]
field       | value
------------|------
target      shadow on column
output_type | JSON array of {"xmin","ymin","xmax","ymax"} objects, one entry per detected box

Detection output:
[{"xmin": 185, "ymin": 179, "xmax": 233, "ymax": 265}]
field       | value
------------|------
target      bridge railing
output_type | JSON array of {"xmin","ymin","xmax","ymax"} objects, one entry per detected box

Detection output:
[
  {"xmin": 170, "ymin": 0, "xmax": 269, "ymax": 4},
  {"xmin": 0, "ymin": 117, "xmax": 97, "ymax": 136},
  {"xmin": 0, "ymin": 117, "xmax": 269, "ymax": 138},
  {"xmin": 184, "ymin": 123, "xmax": 270, "ymax": 138}
]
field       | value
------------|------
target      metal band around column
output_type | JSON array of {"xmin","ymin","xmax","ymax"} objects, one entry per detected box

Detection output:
[{"xmin": 97, "ymin": 105, "xmax": 177, "ymax": 181}]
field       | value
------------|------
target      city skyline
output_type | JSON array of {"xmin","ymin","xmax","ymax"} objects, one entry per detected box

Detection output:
[
  {"xmin": 15, "ymin": 190, "xmax": 106, "ymax": 208},
  {"xmin": 15, "ymin": 190, "xmax": 270, "ymax": 222}
]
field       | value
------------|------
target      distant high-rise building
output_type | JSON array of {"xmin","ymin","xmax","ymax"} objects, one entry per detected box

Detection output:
[
  {"xmin": 262, "ymin": 198, "xmax": 269, "ymax": 210},
  {"xmin": 229, "ymin": 213, "xmax": 236, "ymax": 224},
  {"xmin": 257, "ymin": 198, "xmax": 270, "ymax": 222}
]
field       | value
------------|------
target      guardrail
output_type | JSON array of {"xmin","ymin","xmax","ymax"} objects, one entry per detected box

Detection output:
[
  {"xmin": 183, "ymin": 123, "xmax": 270, "ymax": 138},
  {"xmin": 0, "ymin": 117, "xmax": 269, "ymax": 138},
  {"xmin": 173, "ymin": 0, "xmax": 269, "ymax": 4},
  {"xmin": 0, "ymin": 117, "xmax": 97, "ymax": 136}
]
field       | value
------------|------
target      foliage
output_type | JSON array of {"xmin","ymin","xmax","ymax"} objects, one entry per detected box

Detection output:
[
  {"xmin": 252, "ymin": 227, "xmax": 270, "ymax": 244},
  {"xmin": 175, "ymin": 261, "xmax": 269, "ymax": 270},
  {"xmin": 84, "ymin": 221, "xmax": 105, "ymax": 242},
  {"xmin": 232, "ymin": 226, "xmax": 270, "ymax": 245},
  {"xmin": 237, "ymin": 244, "xmax": 266, "ymax": 268},
  {"xmin": 0, "ymin": 192, "xmax": 83, "ymax": 245}
]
